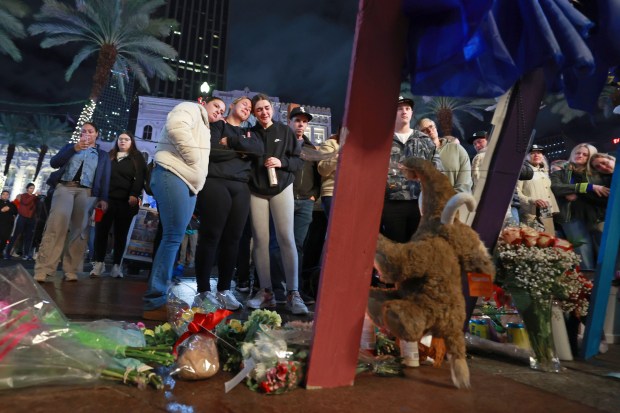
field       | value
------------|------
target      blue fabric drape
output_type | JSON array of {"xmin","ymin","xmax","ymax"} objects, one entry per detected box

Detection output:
[{"xmin": 404, "ymin": 0, "xmax": 619, "ymax": 112}]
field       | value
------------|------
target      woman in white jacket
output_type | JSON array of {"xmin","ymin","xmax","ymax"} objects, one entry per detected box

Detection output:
[
  {"xmin": 143, "ymin": 97, "xmax": 224, "ymax": 320},
  {"xmin": 516, "ymin": 144, "xmax": 559, "ymax": 234}
]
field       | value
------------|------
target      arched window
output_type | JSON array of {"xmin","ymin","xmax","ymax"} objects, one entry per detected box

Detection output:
[{"xmin": 143, "ymin": 125, "xmax": 153, "ymax": 141}]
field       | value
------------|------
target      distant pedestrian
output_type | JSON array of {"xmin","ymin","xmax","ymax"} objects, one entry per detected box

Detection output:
[
  {"xmin": 5, "ymin": 183, "xmax": 39, "ymax": 260},
  {"xmin": 0, "ymin": 190, "xmax": 17, "ymax": 257}
]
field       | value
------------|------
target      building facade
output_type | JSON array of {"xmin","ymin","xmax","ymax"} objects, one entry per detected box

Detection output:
[{"xmin": 151, "ymin": 0, "xmax": 229, "ymax": 100}]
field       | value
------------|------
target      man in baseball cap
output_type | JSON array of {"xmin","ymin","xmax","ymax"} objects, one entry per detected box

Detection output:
[{"xmin": 397, "ymin": 95, "xmax": 415, "ymax": 109}]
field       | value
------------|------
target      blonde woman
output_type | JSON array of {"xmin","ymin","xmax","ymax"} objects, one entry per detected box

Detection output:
[
  {"xmin": 517, "ymin": 145, "xmax": 558, "ymax": 234},
  {"xmin": 551, "ymin": 143, "xmax": 609, "ymax": 270}
]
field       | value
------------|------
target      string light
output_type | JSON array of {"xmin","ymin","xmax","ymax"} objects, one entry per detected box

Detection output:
[{"xmin": 70, "ymin": 99, "xmax": 97, "ymax": 142}]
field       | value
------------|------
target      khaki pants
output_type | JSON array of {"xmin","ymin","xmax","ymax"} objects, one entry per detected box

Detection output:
[{"xmin": 34, "ymin": 184, "xmax": 96, "ymax": 277}]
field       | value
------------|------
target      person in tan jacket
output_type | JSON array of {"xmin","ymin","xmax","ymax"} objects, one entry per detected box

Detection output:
[
  {"xmin": 317, "ymin": 133, "xmax": 340, "ymax": 218},
  {"xmin": 143, "ymin": 97, "xmax": 224, "ymax": 320}
]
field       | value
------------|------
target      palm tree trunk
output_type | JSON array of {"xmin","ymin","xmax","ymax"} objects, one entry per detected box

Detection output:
[
  {"xmin": 90, "ymin": 44, "xmax": 118, "ymax": 102},
  {"xmin": 3, "ymin": 144, "xmax": 15, "ymax": 176},
  {"xmin": 34, "ymin": 144, "xmax": 48, "ymax": 180},
  {"xmin": 436, "ymin": 107, "xmax": 454, "ymax": 137}
]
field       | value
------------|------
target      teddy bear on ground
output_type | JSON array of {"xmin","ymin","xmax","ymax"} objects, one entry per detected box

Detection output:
[{"xmin": 368, "ymin": 157, "xmax": 495, "ymax": 389}]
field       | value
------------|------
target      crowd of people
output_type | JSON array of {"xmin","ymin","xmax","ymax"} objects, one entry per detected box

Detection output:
[{"xmin": 0, "ymin": 93, "xmax": 615, "ymax": 323}]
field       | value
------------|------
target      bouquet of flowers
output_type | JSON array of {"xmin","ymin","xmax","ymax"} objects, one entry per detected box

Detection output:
[
  {"xmin": 495, "ymin": 226, "xmax": 590, "ymax": 311},
  {"xmin": 494, "ymin": 226, "xmax": 591, "ymax": 371},
  {"xmin": 0, "ymin": 265, "xmax": 172, "ymax": 390},
  {"xmin": 216, "ymin": 310, "xmax": 311, "ymax": 394}
]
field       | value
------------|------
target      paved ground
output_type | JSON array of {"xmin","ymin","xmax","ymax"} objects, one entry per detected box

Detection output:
[{"xmin": 1, "ymin": 260, "xmax": 619, "ymax": 412}]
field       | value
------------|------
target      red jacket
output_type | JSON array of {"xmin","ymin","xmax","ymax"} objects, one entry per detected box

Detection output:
[{"xmin": 17, "ymin": 193, "xmax": 38, "ymax": 218}]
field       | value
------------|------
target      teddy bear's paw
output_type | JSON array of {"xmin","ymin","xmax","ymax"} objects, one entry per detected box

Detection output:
[{"xmin": 450, "ymin": 357, "xmax": 471, "ymax": 389}]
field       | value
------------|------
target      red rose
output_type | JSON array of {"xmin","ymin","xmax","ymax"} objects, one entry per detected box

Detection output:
[
  {"xmin": 501, "ymin": 227, "xmax": 522, "ymax": 244},
  {"xmin": 553, "ymin": 237, "xmax": 573, "ymax": 251},
  {"xmin": 536, "ymin": 233, "xmax": 555, "ymax": 247}
]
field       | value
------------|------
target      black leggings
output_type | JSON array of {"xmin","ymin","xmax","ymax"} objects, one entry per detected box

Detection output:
[
  {"xmin": 94, "ymin": 199, "xmax": 138, "ymax": 264},
  {"xmin": 195, "ymin": 177, "xmax": 250, "ymax": 292}
]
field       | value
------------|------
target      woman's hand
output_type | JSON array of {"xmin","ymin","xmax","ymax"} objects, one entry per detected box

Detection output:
[
  {"xmin": 96, "ymin": 200, "xmax": 108, "ymax": 212},
  {"xmin": 565, "ymin": 194, "xmax": 577, "ymax": 201},
  {"xmin": 593, "ymin": 185, "xmax": 610, "ymax": 197},
  {"xmin": 264, "ymin": 157, "xmax": 282, "ymax": 168},
  {"xmin": 128, "ymin": 196, "xmax": 139, "ymax": 207},
  {"xmin": 219, "ymin": 137, "xmax": 228, "ymax": 147},
  {"xmin": 535, "ymin": 199, "xmax": 549, "ymax": 208}
]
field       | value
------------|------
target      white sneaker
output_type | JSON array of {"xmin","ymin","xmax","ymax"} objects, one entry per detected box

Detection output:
[
  {"xmin": 246, "ymin": 288, "xmax": 276, "ymax": 309},
  {"xmin": 110, "ymin": 264, "xmax": 124, "ymax": 278},
  {"xmin": 90, "ymin": 261, "xmax": 105, "ymax": 277},
  {"xmin": 192, "ymin": 291, "xmax": 223, "ymax": 310},
  {"xmin": 286, "ymin": 291, "xmax": 309, "ymax": 315},
  {"xmin": 217, "ymin": 290, "xmax": 243, "ymax": 311}
]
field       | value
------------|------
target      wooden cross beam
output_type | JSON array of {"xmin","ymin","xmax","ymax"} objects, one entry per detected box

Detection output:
[{"xmin": 305, "ymin": 0, "xmax": 407, "ymax": 389}]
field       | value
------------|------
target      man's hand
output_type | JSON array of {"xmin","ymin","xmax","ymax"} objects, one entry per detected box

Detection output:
[
  {"xmin": 0, "ymin": 206, "xmax": 9, "ymax": 213},
  {"xmin": 128, "ymin": 196, "xmax": 139, "ymax": 207},
  {"xmin": 96, "ymin": 200, "xmax": 108, "ymax": 212}
]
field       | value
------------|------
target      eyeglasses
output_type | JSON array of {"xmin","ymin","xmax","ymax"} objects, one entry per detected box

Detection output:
[{"xmin": 420, "ymin": 124, "xmax": 436, "ymax": 134}]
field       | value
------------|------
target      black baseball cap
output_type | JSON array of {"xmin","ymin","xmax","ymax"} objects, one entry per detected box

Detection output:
[
  {"xmin": 529, "ymin": 144, "xmax": 545, "ymax": 153},
  {"xmin": 289, "ymin": 106, "xmax": 313, "ymax": 121},
  {"xmin": 467, "ymin": 130, "xmax": 488, "ymax": 145},
  {"xmin": 397, "ymin": 95, "xmax": 414, "ymax": 109}
]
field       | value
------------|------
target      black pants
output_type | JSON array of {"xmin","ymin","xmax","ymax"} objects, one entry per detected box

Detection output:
[
  {"xmin": 93, "ymin": 199, "xmax": 138, "ymax": 264},
  {"xmin": 380, "ymin": 199, "xmax": 420, "ymax": 243},
  {"xmin": 7, "ymin": 215, "xmax": 36, "ymax": 257},
  {"xmin": 195, "ymin": 177, "xmax": 250, "ymax": 293}
]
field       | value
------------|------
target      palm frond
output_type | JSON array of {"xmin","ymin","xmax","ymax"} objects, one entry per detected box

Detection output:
[
  {"xmin": 65, "ymin": 44, "xmax": 99, "ymax": 81},
  {"xmin": 0, "ymin": 0, "xmax": 28, "ymax": 61},
  {"xmin": 30, "ymin": 0, "xmax": 178, "ymax": 94}
]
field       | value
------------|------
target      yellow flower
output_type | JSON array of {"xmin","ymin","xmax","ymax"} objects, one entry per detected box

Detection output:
[
  {"xmin": 161, "ymin": 323, "xmax": 172, "ymax": 332},
  {"xmin": 229, "ymin": 319, "xmax": 244, "ymax": 333},
  {"xmin": 143, "ymin": 329, "xmax": 155, "ymax": 337}
]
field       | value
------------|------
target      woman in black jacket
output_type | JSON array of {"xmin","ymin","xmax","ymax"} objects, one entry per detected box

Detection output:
[
  {"xmin": 194, "ymin": 96, "xmax": 263, "ymax": 310},
  {"xmin": 246, "ymin": 94, "xmax": 308, "ymax": 315},
  {"xmin": 90, "ymin": 131, "xmax": 146, "ymax": 278},
  {"xmin": 551, "ymin": 143, "xmax": 609, "ymax": 271}
]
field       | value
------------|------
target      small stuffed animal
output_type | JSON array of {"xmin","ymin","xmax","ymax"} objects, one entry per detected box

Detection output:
[{"xmin": 368, "ymin": 157, "xmax": 495, "ymax": 389}]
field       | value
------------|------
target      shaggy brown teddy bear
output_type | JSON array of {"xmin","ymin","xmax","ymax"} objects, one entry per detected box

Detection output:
[{"xmin": 368, "ymin": 157, "xmax": 495, "ymax": 389}]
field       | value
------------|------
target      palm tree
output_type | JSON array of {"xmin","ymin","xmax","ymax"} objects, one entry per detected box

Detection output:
[
  {"xmin": 0, "ymin": 114, "xmax": 36, "ymax": 177},
  {"xmin": 0, "ymin": 0, "xmax": 29, "ymax": 62},
  {"xmin": 30, "ymin": 114, "xmax": 72, "ymax": 179},
  {"xmin": 29, "ymin": 0, "xmax": 178, "ymax": 139}
]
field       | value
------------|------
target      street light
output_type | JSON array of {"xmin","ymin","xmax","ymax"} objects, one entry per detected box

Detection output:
[{"xmin": 200, "ymin": 82, "xmax": 210, "ymax": 94}]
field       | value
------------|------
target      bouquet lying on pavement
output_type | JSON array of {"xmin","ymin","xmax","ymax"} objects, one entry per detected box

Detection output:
[{"xmin": 0, "ymin": 265, "xmax": 173, "ymax": 390}]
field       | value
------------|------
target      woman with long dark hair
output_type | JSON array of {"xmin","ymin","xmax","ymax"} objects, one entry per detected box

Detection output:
[
  {"xmin": 246, "ymin": 93, "xmax": 308, "ymax": 314},
  {"xmin": 90, "ymin": 131, "xmax": 146, "ymax": 278},
  {"xmin": 194, "ymin": 96, "xmax": 263, "ymax": 310}
]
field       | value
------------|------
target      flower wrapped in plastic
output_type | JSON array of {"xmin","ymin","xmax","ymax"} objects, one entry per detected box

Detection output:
[
  {"xmin": 241, "ymin": 328, "xmax": 304, "ymax": 394},
  {"xmin": 170, "ymin": 309, "xmax": 232, "ymax": 380},
  {"xmin": 494, "ymin": 227, "xmax": 589, "ymax": 371},
  {"xmin": 0, "ymin": 265, "xmax": 166, "ymax": 390}
]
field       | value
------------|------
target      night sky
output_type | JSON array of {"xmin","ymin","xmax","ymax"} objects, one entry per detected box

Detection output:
[{"xmin": 0, "ymin": 0, "xmax": 618, "ymax": 151}]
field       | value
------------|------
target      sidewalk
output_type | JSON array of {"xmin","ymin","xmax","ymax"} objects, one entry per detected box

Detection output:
[{"xmin": 1, "ymin": 261, "xmax": 619, "ymax": 412}]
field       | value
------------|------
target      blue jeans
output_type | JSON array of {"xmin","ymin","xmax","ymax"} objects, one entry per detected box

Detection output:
[
  {"xmin": 270, "ymin": 199, "xmax": 315, "ymax": 292},
  {"xmin": 560, "ymin": 219, "xmax": 595, "ymax": 271},
  {"xmin": 143, "ymin": 166, "xmax": 196, "ymax": 310}
]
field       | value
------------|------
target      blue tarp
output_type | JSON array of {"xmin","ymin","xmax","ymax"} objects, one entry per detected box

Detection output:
[{"xmin": 404, "ymin": 0, "xmax": 620, "ymax": 112}]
